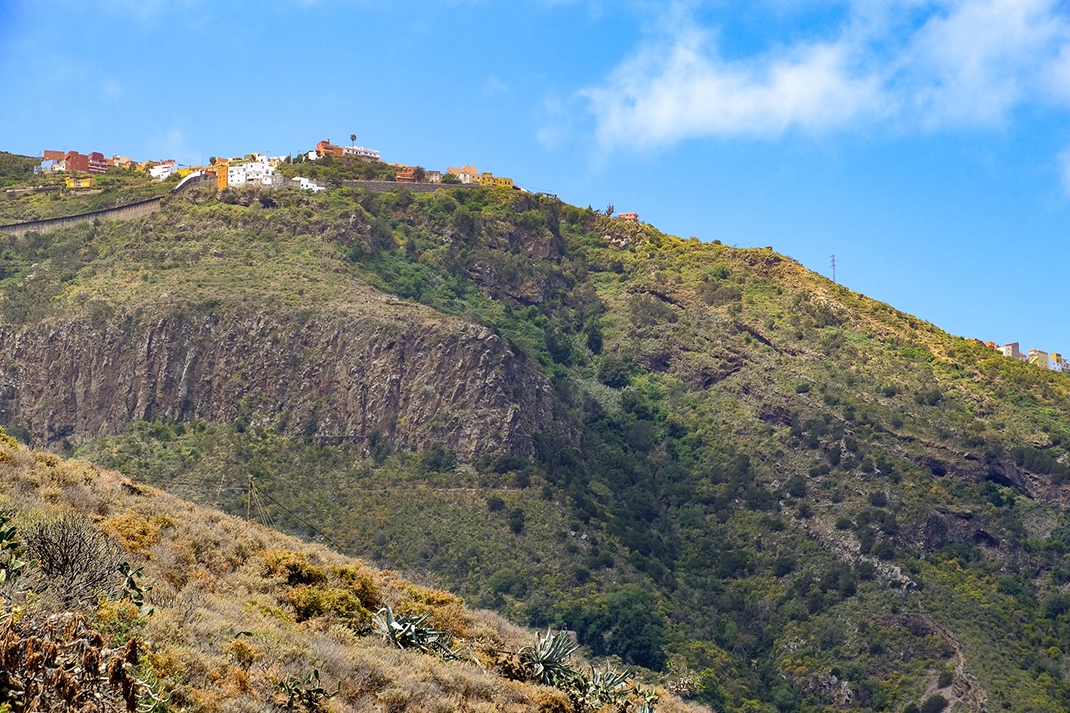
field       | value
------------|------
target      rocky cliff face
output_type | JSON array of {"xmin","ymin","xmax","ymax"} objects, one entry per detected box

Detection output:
[{"xmin": 0, "ymin": 299, "xmax": 561, "ymax": 459}]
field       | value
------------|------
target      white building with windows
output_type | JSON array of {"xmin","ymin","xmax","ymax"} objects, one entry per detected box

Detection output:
[
  {"xmin": 227, "ymin": 156, "xmax": 282, "ymax": 188},
  {"xmin": 291, "ymin": 176, "xmax": 325, "ymax": 193},
  {"xmin": 149, "ymin": 160, "xmax": 177, "ymax": 181},
  {"xmin": 342, "ymin": 145, "xmax": 381, "ymax": 161}
]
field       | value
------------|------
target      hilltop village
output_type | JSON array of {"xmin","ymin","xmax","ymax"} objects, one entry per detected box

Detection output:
[{"xmin": 34, "ymin": 138, "xmax": 571, "ymax": 202}]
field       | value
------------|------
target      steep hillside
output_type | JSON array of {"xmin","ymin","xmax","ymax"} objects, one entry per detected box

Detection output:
[
  {"xmin": 0, "ymin": 186, "xmax": 563, "ymax": 459},
  {"xmin": 2, "ymin": 166, "xmax": 1070, "ymax": 711},
  {"xmin": 0, "ymin": 432, "xmax": 699, "ymax": 712}
]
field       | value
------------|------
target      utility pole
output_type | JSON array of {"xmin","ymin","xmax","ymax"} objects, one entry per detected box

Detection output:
[
  {"xmin": 830, "ymin": 254, "xmax": 837, "ymax": 284},
  {"xmin": 246, "ymin": 475, "xmax": 253, "ymax": 522}
]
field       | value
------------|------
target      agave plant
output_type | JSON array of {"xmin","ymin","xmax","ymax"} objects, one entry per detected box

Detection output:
[
  {"xmin": 632, "ymin": 682, "xmax": 660, "ymax": 713},
  {"xmin": 372, "ymin": 605, "xmax": 456, "ymax": 658},
  {"xmin": 574, "ymin": 663, "xmax": 631, "ymax": 709},
  {"xmin": 279, "ymin": 669, "xmax": 339, "ymax": 712},
  {"xmin": 518, "ymin": 629, "xmax": 583, "ymax": 688}
]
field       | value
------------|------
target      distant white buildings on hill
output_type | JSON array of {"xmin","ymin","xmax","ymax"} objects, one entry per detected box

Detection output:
[{"xmin": 983, "ymin": 341, "xmax": 1068, "ymax": 372}]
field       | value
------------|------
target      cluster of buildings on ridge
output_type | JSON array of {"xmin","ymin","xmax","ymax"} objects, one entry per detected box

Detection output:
[
  {"xmin": 33, "ymin": 139, "xmax": 533, "ymax": 197},
  {"xmin": 30, "ymin": 139, "xmax": 644, "ymax": 218},
  {"xmin": 309, "ymin": 139, "xmax": 521, "ymax": 190},
  {"xmin": 36, "ymin": 148, "xmax": 211, "ymax": 186},
  {"xmin": 978, "ymin": 340, "xmax": 1068, "ymax": 372}
]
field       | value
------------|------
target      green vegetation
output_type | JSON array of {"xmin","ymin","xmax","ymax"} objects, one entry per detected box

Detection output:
[
  {"xmin": 0, "ymin": 433, "xmax": 696, "ymax": 712},
  {"xmin": 0, "ymin": 152, "xmax": 38, "ymax": 189},
  {"xmin": 2, "ymin": 156, "xmax": 1070, "ymax": 710},
  {"xmin": 0, "ymin": 164, "xmax": 169, "ymax": 224},
  {"xmin": 277, "ymin": 152, "xmax": 401, "ymax": 184}
]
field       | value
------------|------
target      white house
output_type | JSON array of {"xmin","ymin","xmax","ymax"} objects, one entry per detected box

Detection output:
[
  {"xmin": 148, "ymin": 160, "xmax": 178, "ymax": 181},
  {"xmin": 291, "ymin": 176, "xmax": 325, "ymax": 193},
  {"xmin": 227, "ymin": 156, "xmax": 282, "ymax": 188},
  {"xmin": 342, "ymin": 145, "xmax": 381, "ymax": 161}
]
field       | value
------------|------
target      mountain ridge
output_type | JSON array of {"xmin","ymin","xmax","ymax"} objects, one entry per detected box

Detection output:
[{"xmin": 3, "ymin": 157, "xmax": 1070, "ymax": 711}]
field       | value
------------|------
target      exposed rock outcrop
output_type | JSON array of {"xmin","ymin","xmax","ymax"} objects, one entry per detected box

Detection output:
[{"xmin": 0, "ymin": 300, "xmax": 563, "ymax": 460}]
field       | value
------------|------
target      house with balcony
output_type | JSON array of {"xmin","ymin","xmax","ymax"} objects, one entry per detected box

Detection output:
[
  {"xmin": 343, "ymin": 145, "xmax": 381, "ymax": 161},
  {"xmin": 88, "ymin": 152, "xmax": 108, "ymax": 174},
  {"xmin": 315, "ymin": 140, "xmax": 345, "ymax": 159}
]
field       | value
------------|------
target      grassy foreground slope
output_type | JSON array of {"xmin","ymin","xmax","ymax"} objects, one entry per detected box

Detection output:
[
  {"xmin": 2, "ymin": 167, "xmax": 1070, "ymax": 711},
  {"xmin": 0, "ymin": 431, "xmax": 700, "ymax": 712}
]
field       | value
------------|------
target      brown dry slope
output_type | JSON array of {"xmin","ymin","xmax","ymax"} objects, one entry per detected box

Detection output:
[{"xmin": 0, "ymin": 434, "xmax": 702, "ymax": 712}]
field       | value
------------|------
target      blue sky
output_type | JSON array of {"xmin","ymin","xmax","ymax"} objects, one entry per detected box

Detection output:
[{"xmin": 1, "ymin": 0, "xmax": 1068, "ymax": 355}]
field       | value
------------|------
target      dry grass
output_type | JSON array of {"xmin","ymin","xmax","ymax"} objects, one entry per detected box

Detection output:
[{"xmin": 0, "ymin": 436, "xmax": 708, "ymax": 712}]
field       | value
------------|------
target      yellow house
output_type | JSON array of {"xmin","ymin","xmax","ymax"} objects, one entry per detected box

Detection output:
[
  {"xmin": 65, "ymin": 176, "xmax": 94, "ymax": 189},
  {"xmin": 476, "ymin": 172, "xmax": 514, "ymax": 189}
]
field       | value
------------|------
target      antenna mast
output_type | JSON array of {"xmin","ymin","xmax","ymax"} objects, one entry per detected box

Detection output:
[{"xmin": 830, "ymin": 254, "xmax": 837, "ymax": 284}]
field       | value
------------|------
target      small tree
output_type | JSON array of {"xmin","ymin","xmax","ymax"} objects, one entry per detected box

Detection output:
[
  {"xmin": 350, "ymin": 133, "xmax": 357, "ymax": 146},
  {"xmin": 920, "ymin": 694, "xmax": 949, "ymax": 713},
  {"xmin": 24, "ymin": 515, "xmax": 123, "ymax": 607}
]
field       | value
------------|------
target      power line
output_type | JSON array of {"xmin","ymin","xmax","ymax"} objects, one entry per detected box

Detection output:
[
  {"xmin": 257, "ymin": 489, "xmax": 346, "ymax": 552},
  {"xmin": 161, "ymin": 474, "xmax": 347, "ymax": 553}
]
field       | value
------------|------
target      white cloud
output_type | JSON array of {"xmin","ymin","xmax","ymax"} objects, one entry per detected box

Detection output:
[
  {"xmin": 584, "ymin": 27, "xmax": 884, "ymax": 147},
  {"xmin": 579, "ymin": 0, "xmax": 1070, "ymax": 149}
]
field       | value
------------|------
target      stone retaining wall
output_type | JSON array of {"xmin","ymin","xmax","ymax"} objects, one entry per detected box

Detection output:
[{"xmin": 0, "ymin": 197, "xmax": 164, "ymax": 237}]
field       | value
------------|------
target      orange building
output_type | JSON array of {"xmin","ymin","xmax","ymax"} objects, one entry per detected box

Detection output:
[
  {"xmin": 618, "ymin": 212, "xmax": 639, "ymax": 222},
  {"xmin": 316, "ymin": 140, "xmax": 344, "ymax": 159},
  {"xmin": 43, "ymin": 150, "xmax": 64, "ymax": 161},
  {"xmin": 396, "ymin": 166, "xmax": 417, "ymax": 183},
  {"xmin": 214, "ymin": 158, "xmax": 230, "ymax": 189}
]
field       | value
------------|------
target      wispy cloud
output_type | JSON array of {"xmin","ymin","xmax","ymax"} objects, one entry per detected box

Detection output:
[{"xmin": 579, "ymin": 0, "xmax": 1070, "ymax": 150}]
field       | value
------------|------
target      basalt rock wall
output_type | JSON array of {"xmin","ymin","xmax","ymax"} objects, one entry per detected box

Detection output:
[{"xmin": 0, "ymin": 306, "xmax": 562, "ymax": 460}]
